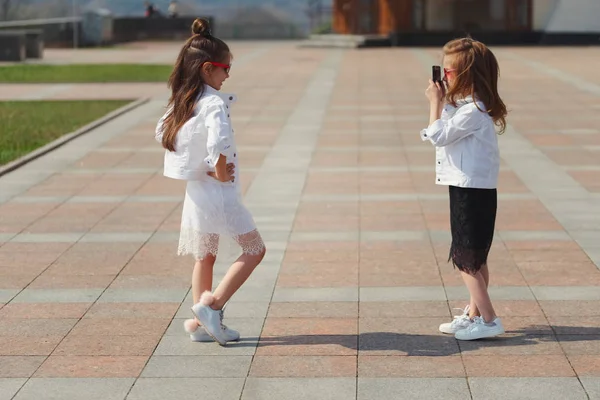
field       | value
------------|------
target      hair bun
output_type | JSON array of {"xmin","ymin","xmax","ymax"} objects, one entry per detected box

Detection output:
[{"xmin": 191, "ymin": 18, "xmax": 211, "ymax": 36}]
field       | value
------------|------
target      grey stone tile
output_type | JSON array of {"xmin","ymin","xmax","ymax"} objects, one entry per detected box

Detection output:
[
  {"xmin": 126, "ymin": 196, "xmax": 181, "ymax": 203},
  {"xmin": 428, "ymin": 230, "xmax": 452, "ymax": 242},
  {"xmin": 290, "ymin": 231, "xmax": 359, "ymax": 242},
  {"xmin": 361, "ymin": 231, "xmax": 427, "ymax": 242},
  {"xmin": 358, "ymin": 378, "xmax": 469, "ymax": 400},
  {"xmin": 12, "ymin": 289, "xmax": 103, "ymax": 303},
  {"xmin": 531, "ymin": 286, "xmax": 600, "ymax": 301},
  {"xmin": 10, "ymin": 233, "xmax": 84, "ymax": 243},
  {"xmin": 14, "ymin": 378, "xmax": 134, "ymax": 400},
  {"xmin": 11, "ymin": 196, "xmax": 68, "ymax": 203},
  {"xmin": 79, "ymin": 232, "xmax": 152, "ymax": 243},
  {"xmin": 446, "ymin": 286, "xmax": 535, "ymax": 301},
  {"xmin": 140, "ymin": 355, "xmax": 252, "ymax": 377},
  {"xmin": 585, "ymin": 248, "xmax": 600, "ymax": 269},
  {"xmin": 260, "ymin": 230, "xmax": 295, "ymax": 243},
  {"xmin": 581, "ymin": 377, "xmax": 600, "ymax": 400},
  {"xmin": 98, "ymin": 288, "xmax": 187, "ymax": 303},
  {"xmin": 68, "ymin": 196, "xmax": 127, "ymax": 203},
  {"xmin": 0, "ymin": 378, "xmax": 26, "ymax": 399},
  {"xmin": 302, "ymin": 194, "xmax": 360, "ymax": 202},
  {"xmin": 273, "ymin": 287, "xmax": 358, "ymax": 302},
  {"xmin": 228, "ymin": 286, "xmax": 276, "ymax": 302},
  {"xmin": 148, "ymin": 232, "xmax": 179, "ymax": 242},
  {"xmin": 242, "ymin": 378, "xmax": 356, "ymax": 400},
  {"xmin": 360, "ymin": 287, "xmax": 446, "ymax": 302},
  {"xmin": 498, "ymin": 230, "xmax": 571, "ymax": 241},
  {"xmin": 0, "ymin": 289, "xmax": 19, "ymax": 303},
  {"xmin": 154, "ymin": 335, "xmax": 258, "ymax": 356},
  {"xmin": 127, "ymin": 378, "xmax": 244, "ymax": 400},
  {"xmin": 469, "ymin": 377, "xmax": 588, "ymax": 400}
]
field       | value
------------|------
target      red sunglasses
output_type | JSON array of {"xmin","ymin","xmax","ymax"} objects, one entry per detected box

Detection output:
[
  {"xmin": 208, "ymin": 61, "xmax": 231, "ymax": 74},
  {"xmin": 444, "ymin": 68, "xmax": 456, "ymax": 77}
]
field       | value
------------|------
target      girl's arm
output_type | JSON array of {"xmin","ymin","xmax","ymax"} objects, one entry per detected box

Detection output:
[
  {"xmin": 209, "ymin": 155, "xmax": 235, "ymax": 182},
  {"xmin": 204, "ymin": 101, "xmax": 235, "ymax": 179},
  {"xmin": 421, "ymin": 105, "xmax": 484, "ymax": 147}
]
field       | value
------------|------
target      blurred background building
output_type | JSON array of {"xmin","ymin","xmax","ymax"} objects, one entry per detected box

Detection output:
[
  {"xmin": 0, "ymin": 0, "xmax": 598, "ymax": 46},
  {"xmin": 332, "ymin": 0, "xmax": 600, "ymax": 45}
]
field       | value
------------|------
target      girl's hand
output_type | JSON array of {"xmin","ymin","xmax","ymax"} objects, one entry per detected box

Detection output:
[
  {"xmin": 425, "ymin": 79, "xmax": 444, "ymax": 104},
  {"xmin": 207, "ymin": 162, "xmax": 235, "ymax": 182}
]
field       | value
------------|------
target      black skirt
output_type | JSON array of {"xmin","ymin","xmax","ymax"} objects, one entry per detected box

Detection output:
[{"xmin": 448, "ymin": 185, "xmax": 497, "ymax": 274}]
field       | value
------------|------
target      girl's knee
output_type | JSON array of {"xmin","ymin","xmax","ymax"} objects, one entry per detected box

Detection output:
[
  {"xmin": 254, "ymin": 246, "xmax": 266, "ymax": 262},
  {"xmin": 249, "ymin": 246, "xmax": 266, "ymax": 264}
]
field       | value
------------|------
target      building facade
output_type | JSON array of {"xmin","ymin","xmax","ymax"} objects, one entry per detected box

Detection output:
[{"xmin": 333, "ymin": 0, "xmax": 600, "ymax": 42}]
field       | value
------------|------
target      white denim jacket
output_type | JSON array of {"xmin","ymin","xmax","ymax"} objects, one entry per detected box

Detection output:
[
  {"xmin": 155, "ymin": 85, "xmax": 237, "ymax": 182},
  {"xmin": 420, "ymin": 96, "xmax": 499, "ymax": 189}
]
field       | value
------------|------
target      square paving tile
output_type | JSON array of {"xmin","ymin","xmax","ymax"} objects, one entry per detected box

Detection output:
[
  {"xmin": 0, "ymin": 378, "xmax": 27, "ymax": 399},
  {"xmin": 54, "ymin": 334, "xmax": 161, "ymax": 356},
  {"xmin": 358, "ymin": 378, "xmax": 469, "ymax": 400},
  {"xmin": 0, "ymin": 356, "xmax": 46, "ymax": 378},
  {"xmin": 33, "ymin": 356, "xmax": 148, "ymax": 378},
  {"xmin": 257, "ymin": 318, "xmax": 357, "ymax": 356},
  {"xmin": 580, "ymin": 377, "xmax": 600, "ymax": 399},
  {"xmin": 0, "ymin": 303, "xmax": 91, "ymax": 319},
  {"xmin": 358, "ymin": 356, "xmax": 465, "ymax": 378},
  {"xmin": 127, "ymin": 378, "xmax": 244, "ymax": 400},
  {"xmin": 468, "ymin": 377, "xmax": 588, "ymax": 400},
  {"xmin": 141, "ymin": 356, "xmax": 252, "ymax": 378},
  {"xmin": 462, "ymin": 355, "xmax": 575, "ymax": 377},
  {"xmin": 242, "ymin": 378, "xmax": 356, "ymax": 400},
  {"xmin": 13, "ymin": 378, "xmax": 135, "ymax": 400}
]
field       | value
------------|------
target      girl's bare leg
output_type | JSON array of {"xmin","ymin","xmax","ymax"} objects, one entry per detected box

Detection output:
[
  {"xmin": 192, "ymin": 254, "xmax": 216, "ymax": 326},
  {"xmin": 462, "ymin": 268, "xmax": 496, "ymax": 323},
  {"xmin": 210, "ymin": 231, "xmax": 266, "ymax": 310},
  {"xmin": 468, "ymin": 263, "xmax": 489, "ymax": 319}
]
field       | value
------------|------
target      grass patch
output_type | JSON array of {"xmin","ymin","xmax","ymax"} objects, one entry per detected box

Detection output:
[
  {"xmin": 0, "ymin": 64, "xmax": 172, "ymax": 83},
  {"xmin": 0, "ymin": 100, "xmax": 131, "ymax": 165}
]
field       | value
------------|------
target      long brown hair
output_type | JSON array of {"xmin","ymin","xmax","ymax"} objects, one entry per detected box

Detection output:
[
  {"xmin": 161, "ymin": 18, "xmax": 230, "ymax": 151},
  {"xmin": 443, "ymin": 38, "xmax": 507, "ymax": 133}
]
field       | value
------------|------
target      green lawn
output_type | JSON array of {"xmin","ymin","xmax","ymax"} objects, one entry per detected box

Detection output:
[
  {"xmin": 0, "ymin": 100, "xmax": 131, "ymax": 165},
  {"xmin": 0, "ymin": 64, "xmax": 172, "ymax": 83}
]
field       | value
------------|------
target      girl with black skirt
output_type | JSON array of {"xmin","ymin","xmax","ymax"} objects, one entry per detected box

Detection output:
[{"xmin": 421, "ymin": 38, "xmax": 508, "ymax": 340}]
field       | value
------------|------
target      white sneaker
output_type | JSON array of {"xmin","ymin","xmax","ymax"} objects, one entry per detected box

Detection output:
[
  {"xmin": 191, "ymin": 291, "xmax": 230, "ymax": 346},
  {"xmin": 183, "ymin": 319, "xmax": 212, "ymax": 342},
  {"xmin": 455, "ymin": 316, "xmax": 505, "ymax": 341},
  {"xmin": 183, "ymin": 318, "xmax": 240, "ymax": 343},
  {"xmin": 439, "ymin": 305, "xmax": 472, "ymax": 334}
]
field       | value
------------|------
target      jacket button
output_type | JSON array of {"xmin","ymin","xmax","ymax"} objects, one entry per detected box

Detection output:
[
  {"xmin": 229, "ymin": 96, "xmax": 233, "ymax": 100},
  {"xmin": 234, "ymin": 153, "xmax": 236, "ymax": 157},
  {"xmin": 437, "ymin": 161, "xmax": 441, "ymax": 165},
  {"xmin": 424, "ymin": 134, "xmax": 427, "ymax": 137},
  {"xmin": 228, "ymin": 114, "xmax": 230, "ymax": 117},
  {"xmin": 437, "ymin": 178, "xmax": 440, "ymax": 181}
]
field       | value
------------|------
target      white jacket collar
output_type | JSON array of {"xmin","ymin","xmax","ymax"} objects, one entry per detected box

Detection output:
[{"xmin": 203, "ymin": 84, "xmax": 237, "ymax": 104}]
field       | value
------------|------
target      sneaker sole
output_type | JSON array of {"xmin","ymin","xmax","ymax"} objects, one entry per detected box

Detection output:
[
  {"xmin": 191, "ymin": 306, "xmax": 228, "ymax": 346},
  {"xmin": 455, "ymin": 327, "xmax": 505, "ymax": 341},
  {"xmin": 439, "ymin": 326, "xmax": 456, "ymax": 334}
]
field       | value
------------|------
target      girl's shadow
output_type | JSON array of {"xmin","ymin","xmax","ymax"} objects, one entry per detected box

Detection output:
[{"xmin": 231, "ymin": 325, "xmax": 600, "ymax": 354}]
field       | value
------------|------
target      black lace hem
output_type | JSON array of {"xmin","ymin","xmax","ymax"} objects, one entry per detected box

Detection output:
[{"xmin": 448, "ymin": 185, "xmax": 497, "ymax": 274}]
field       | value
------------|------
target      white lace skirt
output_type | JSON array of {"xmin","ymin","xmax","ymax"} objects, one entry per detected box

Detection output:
[{"xmin": 178, "ymin": 179, "xmax": 264, "ymax": 260}]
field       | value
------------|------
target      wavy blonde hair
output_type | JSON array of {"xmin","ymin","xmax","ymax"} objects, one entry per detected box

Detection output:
[{"xmin": 444, "ymin": 38, "xmax": 508, "ymax": 133}]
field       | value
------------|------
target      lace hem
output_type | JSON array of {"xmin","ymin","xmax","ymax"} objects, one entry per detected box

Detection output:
[
  {"xmin": 178, "ymin": 228, "xmax": 265, "ymax": 260},
  {"xmin": 448, "ymin": 246, "xmax": 491, "ymax": 275},
  {"xmin": 234, "ymin": 229, "xmax": 265, "ymax": 256},
  {"xmin": 178, "ymin": 231, "xmax": 219, "ymax": 260}
]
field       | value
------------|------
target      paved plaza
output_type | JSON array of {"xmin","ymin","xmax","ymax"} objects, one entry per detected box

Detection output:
[{"xmin": 0, "ymin": 42, "xmax": 600, "ymax": 399}]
